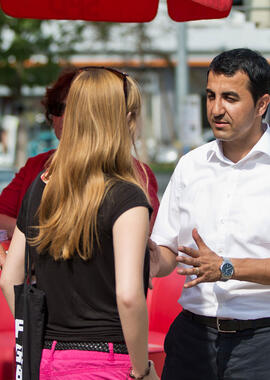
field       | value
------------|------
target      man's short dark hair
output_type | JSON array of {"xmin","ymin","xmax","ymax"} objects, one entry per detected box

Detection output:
[{"xmin": 208, "ymin": 48, "xmax": 270, "ymax": 104}]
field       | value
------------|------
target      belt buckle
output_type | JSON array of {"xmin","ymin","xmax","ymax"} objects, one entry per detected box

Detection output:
[{"xmin": 216, "ymin": 318, "xmax": 236, "ymax": 333}]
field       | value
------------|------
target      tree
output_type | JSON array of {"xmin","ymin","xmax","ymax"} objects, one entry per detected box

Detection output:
[
  {"xmin": 0, "ymin": 9, "xmax": 86, "ymax": 101},
  {"xmin": 0, "ymin": 9, "xmax": 87, "ymax": 165}
]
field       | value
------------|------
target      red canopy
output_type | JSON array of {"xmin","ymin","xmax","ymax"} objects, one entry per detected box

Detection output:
[
  {"xmin": 168, "ymin": 0, "xmax": 232, "ymax": 22},
  {"xmin": 0, "ymin": 0, "xmax": 232, "ymax": 22}
]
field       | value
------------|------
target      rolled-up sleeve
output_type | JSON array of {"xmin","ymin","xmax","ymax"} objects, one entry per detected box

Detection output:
[{"xmin": 151, "ymin": 163, "xmax": 181, "ymax": 254}]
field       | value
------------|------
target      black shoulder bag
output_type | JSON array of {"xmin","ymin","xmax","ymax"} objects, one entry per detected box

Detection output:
[{"xmin": 14, "ymin": 182, "xmax": 47, "ymax": 380}]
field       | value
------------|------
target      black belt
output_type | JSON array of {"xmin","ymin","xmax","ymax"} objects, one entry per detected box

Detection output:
[
  {"xmin": 183, "ymin": 309, "xmax": 270, "ymax": 333},
  {"xmin": 44, "ymin": 340, "xmax": 128, "ymax": 354}
]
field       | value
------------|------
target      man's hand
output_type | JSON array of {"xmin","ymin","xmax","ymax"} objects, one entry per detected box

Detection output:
[
  {"xmin": 0, "ymin": 243, "xmax": 7, "ymax": 270},
  {"xmin": 176, "ymin": 228, "xmax": 223, "ymax": 288},
  {"xmin": 148, "ymin": 239, "xmax": 161, "ymax": 289}
]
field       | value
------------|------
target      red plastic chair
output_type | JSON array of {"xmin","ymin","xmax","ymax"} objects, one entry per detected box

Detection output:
[
  {"xmin": 147, "ymin": 269, "xmax": 185, "ymax": 377},
  {"xmin": 0, "ymin": 275, "xmax": 15, "ymax": 380}
]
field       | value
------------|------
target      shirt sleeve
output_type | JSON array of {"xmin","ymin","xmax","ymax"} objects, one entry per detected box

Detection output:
[
  {"xmin": 108, "ymin": 182, "xmax": 153, "ymax": 229},
  {"xmin": 0, "ymin": 150, "xmax": 54, "ymax": 219},
  {"xmin": 151, "ymin": 161, "xmax": 182, "ymax": 254},
  {"xmin": 0, "ymin": 164, "xmax": 28, "ymax": 218}
]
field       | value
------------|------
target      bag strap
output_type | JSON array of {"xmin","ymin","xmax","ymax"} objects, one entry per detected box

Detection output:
[
  {"xmin": 24, "ymin": 175, "xmax": 40, "ymax": 284},
  {"xmin": 24, "ymin": 239, "xmax": 32, "ymax": 284}
]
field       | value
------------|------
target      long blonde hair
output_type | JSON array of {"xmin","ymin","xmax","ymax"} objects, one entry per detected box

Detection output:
[{"xmin": 32, "ymin": 68, "xmax": 147, "ymax": 260}]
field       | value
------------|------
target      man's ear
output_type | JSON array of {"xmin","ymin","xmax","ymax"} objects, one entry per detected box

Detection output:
[{"xmin": 257, "ymin": 94, "xmax": 270, "ymax": 117}]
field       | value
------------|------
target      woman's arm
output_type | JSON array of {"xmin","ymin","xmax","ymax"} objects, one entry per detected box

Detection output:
[
  {"xmin": 113, "ymin": 206, "xmax": 159, "ymax": 379},
  {"xmin": 0, "ymin": 226, "xmax": 26, "ymax": 316}
]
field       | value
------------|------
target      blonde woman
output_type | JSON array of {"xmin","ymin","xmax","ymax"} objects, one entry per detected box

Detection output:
[{"xmin": 0, "ymin": 67, "xmax": 159, "ymax": 380}]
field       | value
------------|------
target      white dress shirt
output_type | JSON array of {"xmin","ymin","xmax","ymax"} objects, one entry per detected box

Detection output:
[{"xmin": 151, "ymin": 124, "xmax": 270, "ymax": 319}]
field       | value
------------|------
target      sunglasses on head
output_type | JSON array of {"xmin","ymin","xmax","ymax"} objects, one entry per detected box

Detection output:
[
  {"xmin": 49, "ymin": 102, "xmax": 66, "ymax": 117},
  {"xmin": 78, "ymin": 66, "xmax": 129, "ymax": 106},
  {"xmin": 49, "ymin": 66, "xmax": 129, "ymax": 118}
]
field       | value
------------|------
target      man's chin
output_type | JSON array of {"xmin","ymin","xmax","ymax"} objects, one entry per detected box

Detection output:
[{"xmin": 211, "ymin": 128, "xmax": 230, "ymax": 141}]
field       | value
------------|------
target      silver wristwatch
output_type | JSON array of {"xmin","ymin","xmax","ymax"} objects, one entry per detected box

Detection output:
[{"xmin": 219, "ymin": 257, "xmax": 234, "ymax": 281}]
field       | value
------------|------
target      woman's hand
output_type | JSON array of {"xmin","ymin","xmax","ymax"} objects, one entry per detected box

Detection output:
[
  {"xmin": 131, "ymin": 361, "xmax": 160, "ymax": 380},
  {"xmin": 144, "ymin": 361, "xmax": 160, "ymax": 380},
  {"xmin": 148, "ymin": 239, "xmax": 161, "ymax": 289}
]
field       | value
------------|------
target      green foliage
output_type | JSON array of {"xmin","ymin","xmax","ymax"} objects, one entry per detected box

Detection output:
[
  {"xmin": 149, "ymin": 162, "xmax": 175, "ymax": 174},
  {"xmin": 0, "ymin": 9, "xmax": 84, "ymax": 98},
  {"xmin": 91, "ymin": 22, "xmax": 116, "ymax": 42},
  {"xmin": 0, "ymin": 9, "xmax": 160, "ymax": 99}
]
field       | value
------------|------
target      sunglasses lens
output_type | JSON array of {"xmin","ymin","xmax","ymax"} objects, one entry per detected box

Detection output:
[{"xmin": 50, "ymin": 103, "xmax": 65, "ymax": 116}]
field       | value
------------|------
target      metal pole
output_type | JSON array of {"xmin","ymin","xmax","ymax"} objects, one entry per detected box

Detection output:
[{"xmin": 176, "ymin": 22, "xmax": 189, "ymax": 145}]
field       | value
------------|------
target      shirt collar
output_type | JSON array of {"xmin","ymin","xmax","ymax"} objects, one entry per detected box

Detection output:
[{"xmin": 207, "ymin": 123, "xmax": 270, "ymax": 164}]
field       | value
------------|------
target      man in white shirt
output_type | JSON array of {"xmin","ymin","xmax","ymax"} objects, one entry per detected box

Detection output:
[{"xmin": 151, "ymin": 48, "xmax": 270, "ymax": 380}]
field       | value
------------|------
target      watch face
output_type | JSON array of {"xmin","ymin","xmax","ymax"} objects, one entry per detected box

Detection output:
[{"xmin": 222, "ymin": 262, "xmax": 234, "ymax": 277}]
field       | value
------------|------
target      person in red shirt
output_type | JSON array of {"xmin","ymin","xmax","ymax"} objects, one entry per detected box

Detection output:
[{"xmin": 0, "ymin": 68, "xmax": 159, "ymax": 239}]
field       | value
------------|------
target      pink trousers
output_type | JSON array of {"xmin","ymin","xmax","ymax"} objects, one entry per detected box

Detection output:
[{"xmin": 39, "ymin": 341, "xmax": 131, "ymax": 380}]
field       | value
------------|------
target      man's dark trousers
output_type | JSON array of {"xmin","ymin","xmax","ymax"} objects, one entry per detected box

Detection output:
[{"xmin": 162, "ymin": 311, "xmax": 270, "ymax": 380}]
